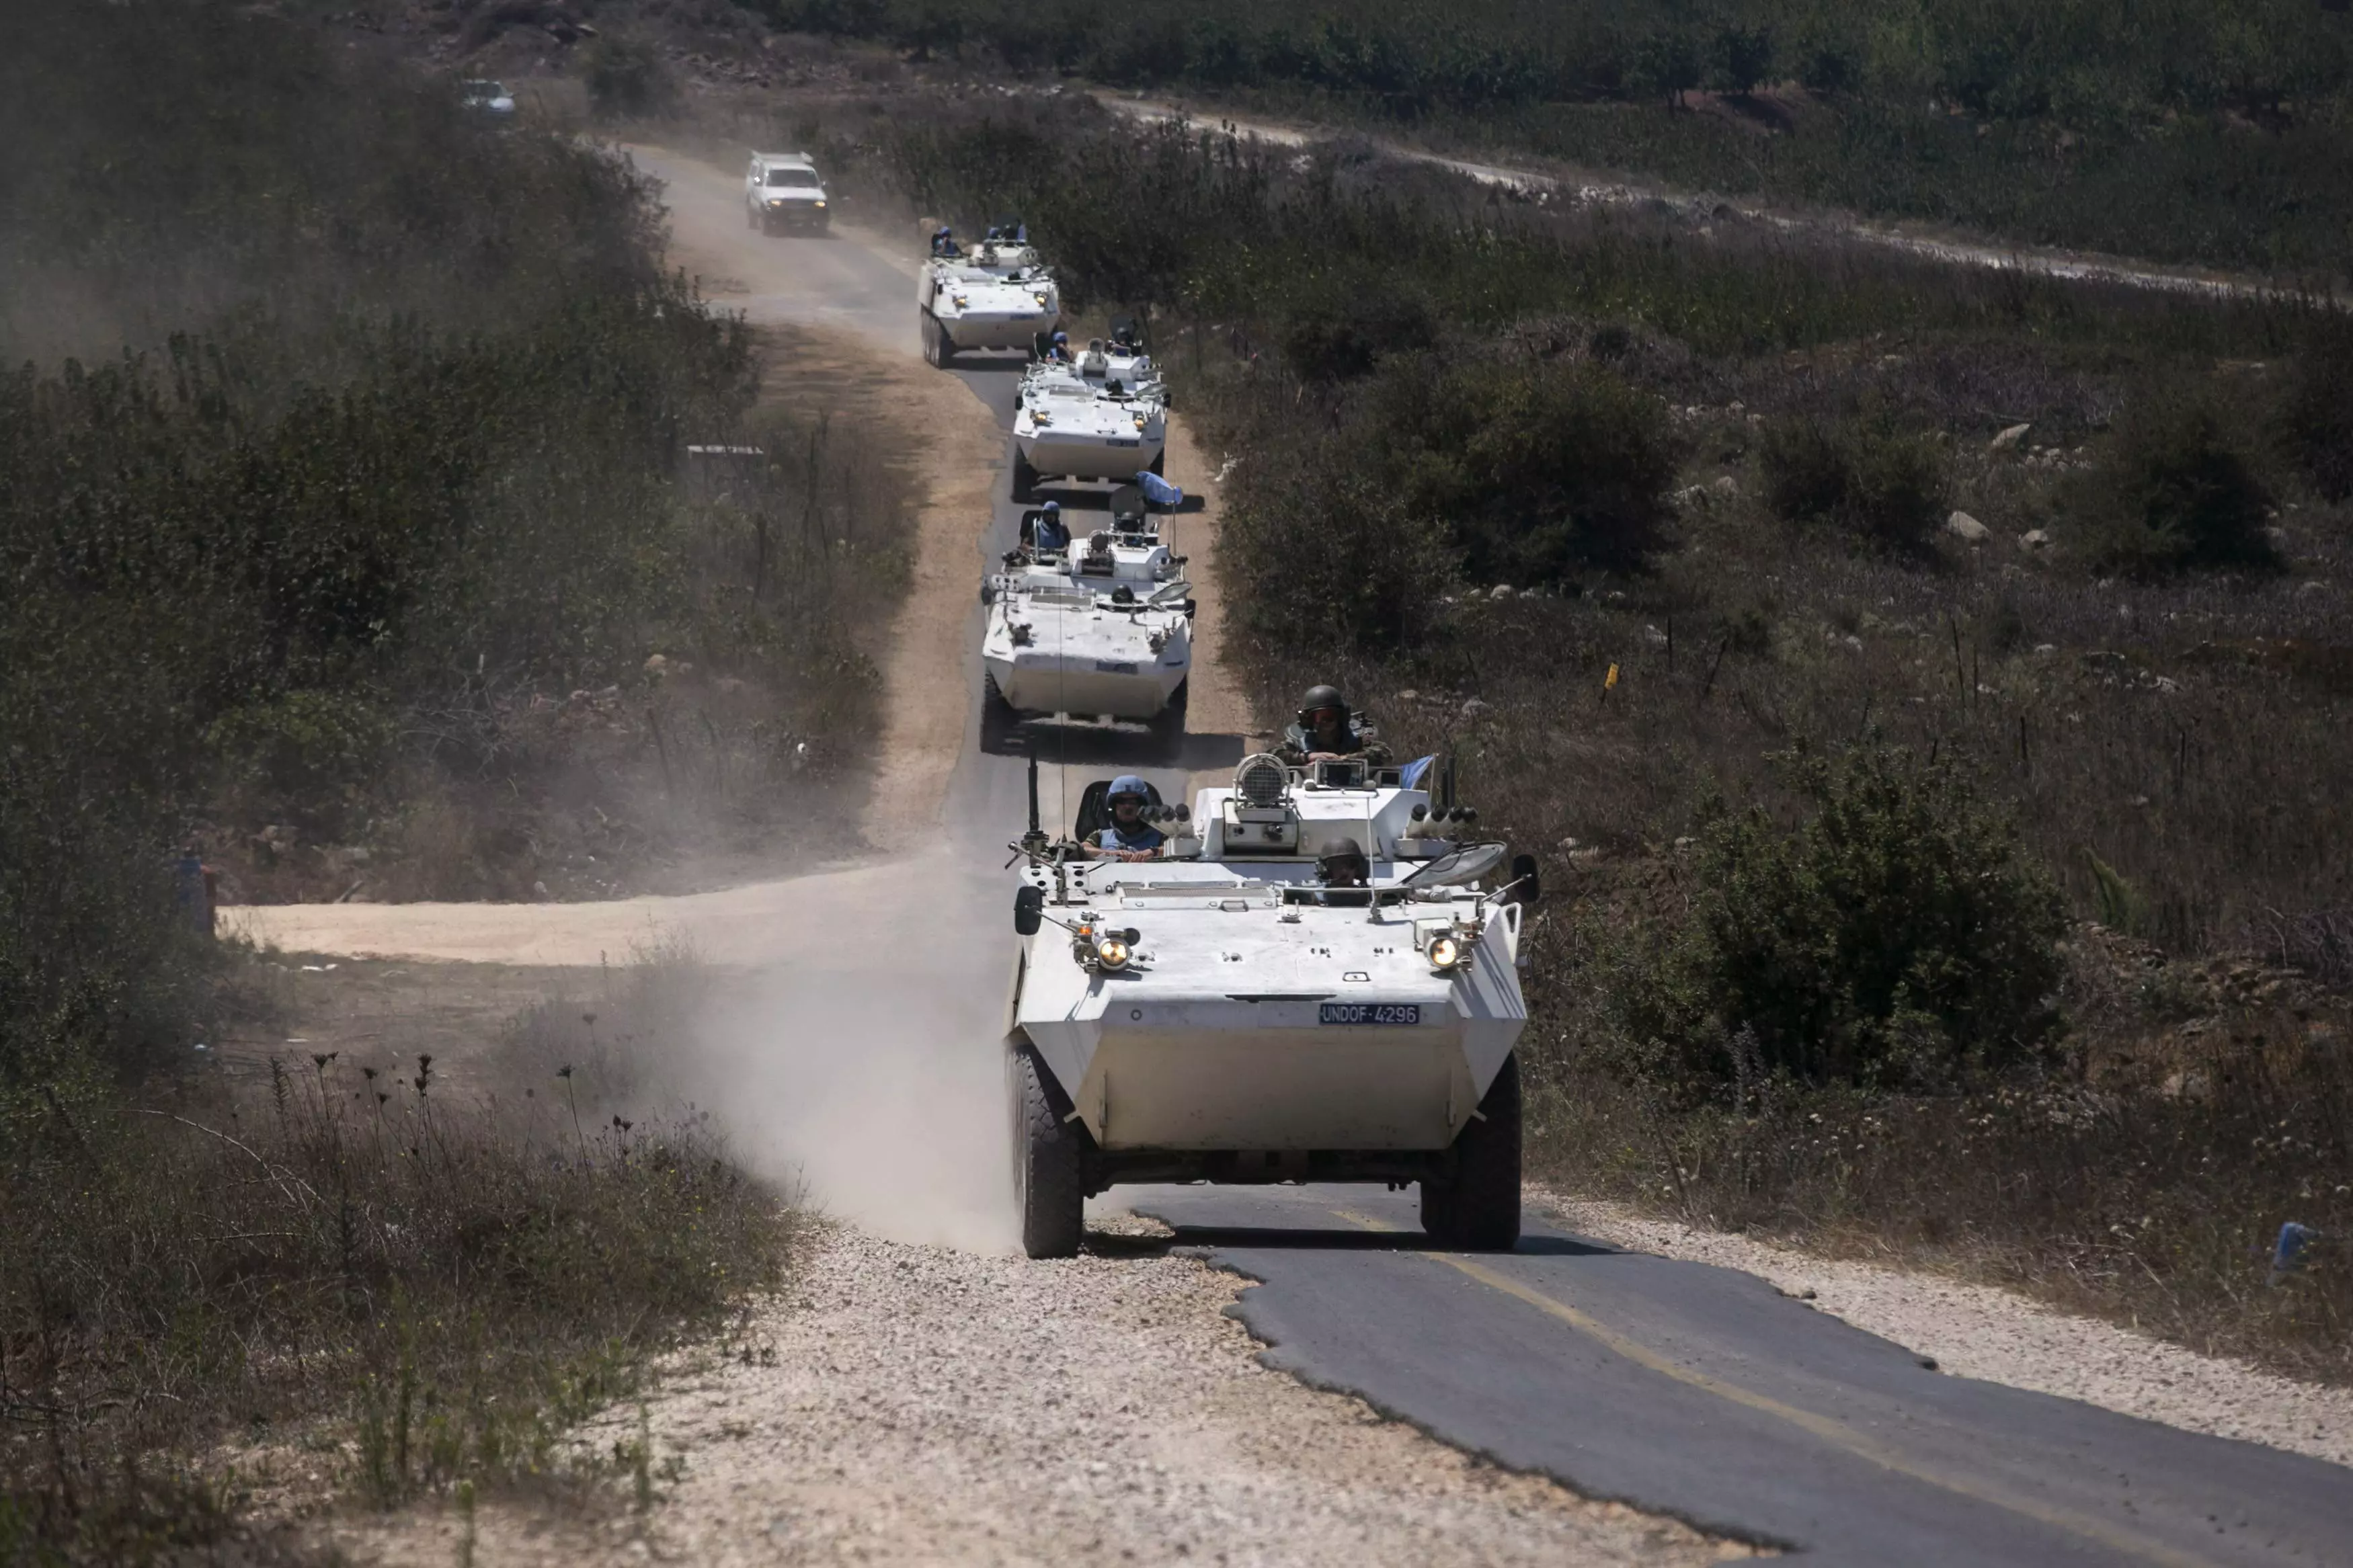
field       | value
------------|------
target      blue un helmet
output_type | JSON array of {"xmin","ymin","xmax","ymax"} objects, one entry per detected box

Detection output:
[{"xmin": 1108, "ymin": 774, "xmax": 1151, "ymax": 807}]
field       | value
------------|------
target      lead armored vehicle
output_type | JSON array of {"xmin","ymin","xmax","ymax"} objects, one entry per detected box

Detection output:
[
  {"xmin": 1000, "ymin": 751, "xmax": 1538, "ymax": 1257},
  {"xmin": 919, "ymin": 218, "xmax": 1061, "ymax": 364},
  {"xmin": 980, "ymin": 489, "xmax": 1193, "ymax": 754}
]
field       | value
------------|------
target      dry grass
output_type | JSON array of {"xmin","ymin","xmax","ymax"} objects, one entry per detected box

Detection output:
[{"xmin": 0, "ymin": 944, "xmax": 794, "ymax": 1563}]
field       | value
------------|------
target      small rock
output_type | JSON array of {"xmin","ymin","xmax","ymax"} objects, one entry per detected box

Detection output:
[
  {"xmin": 1642, "ymin": 624, "xmax": 1669, "ymax": 647},
  {"xmin": 1460, "ymin": 698, "xmax": 1492, "ymax": 719},
  {"xmin": 2033, "ymin": 643, "xmax": 2056, "ymax": 655},
  {"xmin": 1710, "ymin": 474, "xmax": 1739, "ymax": 497},
  {"xmin": 1396, "ymin": 689, "xmax": 1419, "ymax": 702},
  {"xmin": 1672, "ymin": 485, "xmax": 1710, "ymax": 509},
  {"xmin": 1556, "ymin": 837, "xmax": 1580, "ymax": 852},
  {"xmin": 2301, "ymin": 581, "xmax": 2330, "ymax": 596},
  {"xmin": 533, "ymin": 880, "xmax": 552, "ymax": 900},
  {"xmin": 1991, "ymin": 422, "xmax": 2032, "ymax": 452},
  {"xmin": 643, "ymin": 653, "xmax": 670, "ymax": 675},
  {"xmin": 1490, "ymin": 584, "xmax": 1516, "ymax": 601},
  {"xmin": 1944, "ymin": 510, "xmax": 1991, "ymax": 542},
  {"xmin": 2018, "ymin": 528, "xmax": 2050, "ymax": 551}
]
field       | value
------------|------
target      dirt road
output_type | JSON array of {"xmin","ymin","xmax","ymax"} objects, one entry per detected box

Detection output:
[{"xmin": 1101, "ymin": 95, "xmax": 2341, "ymax": 306}]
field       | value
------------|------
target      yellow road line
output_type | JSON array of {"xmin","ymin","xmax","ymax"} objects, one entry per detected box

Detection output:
[{"xmin": 1328, "ymin": 1208, "xmax": 2213, "ymax": 1568}]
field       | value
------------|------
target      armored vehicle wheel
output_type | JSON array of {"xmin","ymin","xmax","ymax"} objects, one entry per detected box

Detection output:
[
  {"xmin": 1420, "ymin": 1053, "xmax": 1521, "ymax": 1251},
  {"xmin": 1010, "ymin": 448, "xmax": 1040, "ymax": 504},
  {"xmin": 1009, "ymin": 1044, "xmax": 1086, "ymax": 1258},
  {"xmin": 933, "ymin": 321, "xmax": 956, "ymax": 366},
  {"xmin": 920, "ymin": 315, "xmax": 940, "ymax": 366},
  {"xmin": 1149, "ymin": 679, "xmax": 1189, "ymax": 761}
]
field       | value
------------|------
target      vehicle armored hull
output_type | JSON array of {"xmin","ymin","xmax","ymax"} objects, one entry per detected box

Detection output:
[
  {"xmin": 1014, "ymin": 904, "xmax": 1523, "ymax": 1151},
  {"xmin": 1013, "ymin": 425, "xmax": 1166, "ymax": 483}
]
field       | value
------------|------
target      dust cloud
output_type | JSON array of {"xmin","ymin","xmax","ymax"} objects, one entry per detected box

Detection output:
[{"xmin": 668, "ymin": 854, "xmax": 1023, "ymax": 1252}]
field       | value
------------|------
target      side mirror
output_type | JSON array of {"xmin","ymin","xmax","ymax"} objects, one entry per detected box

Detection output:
[
  {"xmin": 1507, "ymin": 852, "xmax": 1542, "ymax": 908},
  {"xmin": 1013, "ymin": 884, "xmax": 1043, "ymax": 936}
]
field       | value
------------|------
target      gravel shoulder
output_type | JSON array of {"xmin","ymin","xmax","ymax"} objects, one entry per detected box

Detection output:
[
  {"xmin": 1529, "ymin": 1186, "xmax": 2353, "ymax": 1470},
  {"xmin": 322, "ymin": 1218, "xmax": 1749, "ymax": 1567}
]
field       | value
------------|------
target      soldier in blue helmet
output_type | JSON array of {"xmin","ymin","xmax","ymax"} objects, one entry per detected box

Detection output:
[
  {"xmin": 1032, "ymin": 499, "xmax": 1070, "ymax": 554},
  {"xmin": 930, "ymin": 224, "xmax": 959, "ymax": 257},
  {"xmin": 1088, "ymin": 774, "xmax": 1164, "ymax": 861}
]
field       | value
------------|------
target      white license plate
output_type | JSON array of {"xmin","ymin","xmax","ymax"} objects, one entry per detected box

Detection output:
[{"xmin": 1319, "ymin": 1003, "xmax": 1420, "ymax": 1026}]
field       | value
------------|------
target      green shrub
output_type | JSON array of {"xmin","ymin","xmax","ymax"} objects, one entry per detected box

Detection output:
[
  {"xmin": 1222, "ymin": 452, "xmax": 1456, "ymax": 653},
  {"xmin": 1760, "ymin": 416, "xmax": 1949, "ymax": 552},
  {"xmin": 1602, "ymin": 743, "xmax": 2067, "ymax": 1089},
  {"xmin": 204, "ymin": 690, "xmax": 397, "ymax": 819},
  {"xmin": 1383, "ymin": 357, "xmax": 1679, "ymax": 582},
  {"xmin": 584, "ymin": 33, "xmax": 679, "ymax": 122},
  {"xmin": 2073, "ymin": 397, "xmax": 2278, "ymax": 574},
  {"xmin": 1278, "ymin": 274, "xmax": 1435, "ymax": 381},
  {"xmin": 2278, "ymin": 325, "xmax": 2353, "ymax": 501}
]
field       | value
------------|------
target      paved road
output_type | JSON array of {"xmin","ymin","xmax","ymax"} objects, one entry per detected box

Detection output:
[
  {"xmin": 1129, "ymin": 1184, "xmax": 2353, "ymax": 1566},
  {"xmin": 635, "ymin": 144, "xmax": 2353, "ymax": 1565}
]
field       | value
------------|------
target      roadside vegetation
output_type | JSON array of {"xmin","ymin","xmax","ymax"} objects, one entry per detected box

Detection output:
[
  {"xmin": 740, "ymin": 0, "xmax": 2353, "ymax": 280},
  {"xmin": 1, "ymin": 3, "xmax": 832, "ymax": 1556},
  {"xmin": 787, "ymin": 90, "xmax": 2352, "ymax": 1378}
]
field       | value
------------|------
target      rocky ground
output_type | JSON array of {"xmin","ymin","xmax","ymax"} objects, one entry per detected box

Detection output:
[{"xmin": 320, "ymin": 1218, "xmax": 1752, "ymax": 1566}]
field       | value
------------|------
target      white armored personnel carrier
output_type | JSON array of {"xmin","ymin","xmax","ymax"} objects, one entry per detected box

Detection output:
[
  {"xmin": 1011, "ymin": 358, "xmax": 1167, "ymax": 501},
  {"xmin": 1000, "ymin": 751, "xmax": 1540, "ymax": 1258},
  {"xmin": 979, "ymin": 487, "xmax": 1193, "ymax": 754},
  {"xmin": 919, "ymin": 218, "xmax": 1061, "ymax": 365}
]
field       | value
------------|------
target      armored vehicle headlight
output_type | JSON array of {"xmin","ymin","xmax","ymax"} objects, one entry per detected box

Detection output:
[
  {"xmin": 767, "ymin": 198, "xmax": 785, "ymax": 207},
  {"xmin": 1132, "ymin": 415, "xmax": 1147, "ymax": 431},
  {"xmin": 1427, "ymin": 934, "xmax": 1464, "ymax": 971},
  {"xmin": 1034, "ymin": 290, "xmax": 1051, "ymax": 306},
  {"xmin": 952, "ymin": 293, "xmax": 969, "ymax": 308},
  {"xmin": 814, "ymin": 198, "xmax": 827, "ymax": 207},
  {"xmin": 1095, "ymin": 937, "xmax": 1131, "ymax": 970}
]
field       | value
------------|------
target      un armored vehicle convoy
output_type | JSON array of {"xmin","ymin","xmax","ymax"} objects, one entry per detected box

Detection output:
[
  {"xmin": 744, "ymin": 152, "xmax": 830, "ymax": 235},
  {"xmin": 980, "ymin": 487, "xmax": 1193, "ymax": 755},
  {"xmin": 920, "ymin": 218, "xmax": 1061, "ymax": 365},
  {"xmin": 1000, "ymin": 751, "xmax": 1539, "ymax": 1257}
]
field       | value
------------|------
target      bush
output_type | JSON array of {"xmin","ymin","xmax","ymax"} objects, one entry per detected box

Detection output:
[
  {"xmin": 1222, "ymin": 451, "xmax": 1456, "ymax": 654},
  {"xmin": 1760, "ymin": 416, "xmax": 1949, "ymax": 552},
  {"xmin": 2278, "ymin": 325, "xmax": 2353, "ymax": 501},
  {"xmin": 584, "ymin": 33, "xmax": 680, "ymax": 122},
  {"xmin": 2074, "ymin": 397, "xmax": 2278, "ymax": 574},
  {"xmin": 1278, "ymin": 274, "xmax": 1435, "ymax": 381},
  {"xmin": 1384, "ymin": 357, "xmax": 1679, "ymax": 583},
  {"xmin": 1601, "ymin": 743, "xmax": 2067, "ymax": 1089}
]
